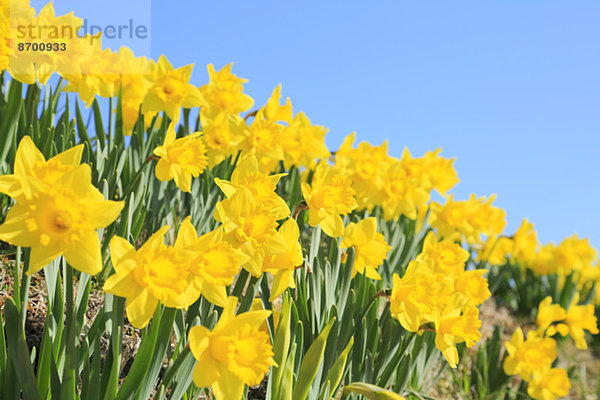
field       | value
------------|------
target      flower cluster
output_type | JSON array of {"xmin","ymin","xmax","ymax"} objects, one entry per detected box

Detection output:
[
  {"xmin": 429, "ymin": 194, "xmax": 506, "ymax": 245},
  {"xmin": 2, "ymin": 4, "xmax": 598, "ymax": 399},
  {"xmin": 479, "ymin": 217, "xmax": 600, "ymax": 306},
  {"xmin": 334, "ymin": 133, "xmax": 459, "ymax": 221},
  {"xmin": 0, "ymin": 137, "xmax": 123, "ymax": 275},
  {"xmin": 389, "ymin": 232, "xmax": 491, "ymax": 367},
  {"xmin": 503, "ymin": 327, "xmax": 570, "ymax": 400},
  {"xmin": 503, "ymin": 295, "xmax": 598, "ymax": 400}
]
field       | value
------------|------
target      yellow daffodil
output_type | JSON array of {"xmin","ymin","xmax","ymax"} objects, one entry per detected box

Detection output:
[
  {"xmin": 189, "ymin": 296, "xmax": 276, "ymax": 400},
  {"xmin": 242, "ymin": 85, "xmax": 292, "ymax": 171},
  {"xmin": 535, "ymin": 297, "xmax": 569, "ymax": 336},
  {"xmin": 61, "ymin": 36, "xmax": 121, "ymax": 107},
  {"xmin": 116, "ymin": 47, "xmax": 153, "ymax": 134},
  {"xmin": 380, "ymin": 162, "xmax": 429, "ymax": 221},
  {"xmin": 430, "ymin": 194, "xmax": 506, "ymax": 244},
  {"xmin": 263, "ymin": 84, "xmax": 292, "ymax": 123},
  {"xmin": 214, "ymin": 188, "xmax": 287, "ymax": 276},
  {"xmin": 553, "ymin": 234, "xmax": 597, "ymax": 277},
  {"xmin": 301, "ymin": 163, "xmax": 357, "ymax": 238},
  {"xmin": 8, "ymin": 2, "xmax": 80, "ymax": 84},
  {"xmin": 262, "ymin": 218, "xmax": 303, "ymax": 301},
  {"xmin": 433, "ymin": 300, "xmax": 481, "ymax": 368},
  {"xmin": 335, "ymin": 132, "xmax": 396, "ymax": 211},
  {"xmin": 0, "ymin": 136, "xmax": 83, "ymax": 199},
  {"xmin": 529, "ymin": 243, "xmax": 559, "ymax": 276},
  {"xmin": 341, "ymin": 217, "xmax": 391, "ymax": 280},
  {"xmin": 281, "ymin": 111, "xmax": 330, "ymax": 169},
  {"xmin": 153, "ymin": 122, "xmax": 208, "ymax": 192},
  {"xmin": 174, "ymin": 217, "xmax": 246, "ymax": 307},
  {"xmin": 562, "ymin": 295, "xmax": 599, "ymax": 349},
  {"xmin": 400, "ymin": 148, "xmax": 459, "ymax": 196},
  {"xmin": 0, "ymin": 164, "xmax": 123, "ymax": 275},
  {"xmin": 103, "ymin": 225, "xmax": 196, "ymax": 328},
  {"xmin": 142, "ymin": 55, "xmax": 205, "ymax": 123},
  {"xmin": 390, "ymin": 260, "xmax": 441, "ymax": 332},
  {"xmin": 527, "ymin": 368, "xmax": 570, "ymax": 400},
  {"xmin": 199, "ymin": 63, "xmax": 254, "ymax": 114},
  {"xmin": 478, "ymin": 235, "xmax": 514, "ymax": 266},
  {"xmin": 512, "ymin": 218, "xmax": 539, "ymax": 265},
  {"xmin": 215, "ymin": 155, "xmax": 290, "ymax": 220},
  {"xmin": 503, "ymin": 327, "xmax": 557, "ymax": 380},
  {"xmin": 418, "ymin": 232, "xmax": 470, "ymax": 276},
  {"xmin": 535, "ymin": 295, "xmax": 598, "ymax": 348},
  {"xmin": 200, "ymin": 107, "xmax": 247, "ymax": 167},
  {"xmin": 454, "ymin": 269, "xmax": 491, "ymax": 307}
]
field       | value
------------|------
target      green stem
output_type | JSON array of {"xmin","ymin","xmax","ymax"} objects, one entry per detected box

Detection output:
[
  {"xmin": 13, "ymin": 246, "xmax": 20, "ymax": 312},
  {"xmin": 160, "ymin": 346, "xmax": 192, "ymax": 390}
]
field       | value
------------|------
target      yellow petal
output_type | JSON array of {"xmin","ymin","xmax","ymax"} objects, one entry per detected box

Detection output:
[
  {"xmin": 0, "ymin": 204, "xmax": 38, "ymax": 247},
  {"xmin": 87, "ymin": 200, "xmax": 124, "ymax": 230},
  {"xmin": 126, "ymin": 290, "xmax": 158, "ymax": 329},
  {"xmin": 56, "ymin": 164, "xmax": 102, "ymax": 200},
  {"xmin": 164, "ymin": 122, "xmax": 177, "ymax": 146},
  {"xmin": 141, "ymin": 225, "xmax": 170, "ymax": 252},
  {"xmin": 192, "ymin": 349, "xmax": 221, "ymax": 388},
  {"xmin": 182, "ymin": 282, "xmax": 202, "ymax": 306},
  {"xmin": 182, "ymin": 86, "xmax": 205, "ymax": 108},
  {"xmin": 103, "ymin": 270, "xmax": 142, "ymax": 299},
  {"xmin": 214, "ymin": 296, "xmax": 239, "ymax": 330},
  {"xmin": 320, "ymin": 214, "xmax": 344, "ymax": 238},
  {"xmin": 51, "ymin": 144, "xmax": 84, "ymax": 168},
  {"xmin": 155, "ymin": 158, "xmax": 173, "ymax": 182},
  {"xmin": 189, "ymin": 325, "xmax": 210, "ymax": 359},
  {"xmin": 226, "ymin": 310, "xmax": 271, "ymax": 333},
  {"xmin": 214, "ymin": 178, "xmax": 237, "ymax": 197},
  {"xmin": 172, "ymin": 164, "xmax": 192, "ymax": 192},
  {"xmin": 269, "ymin": 270, "xmax": 292, "ymax": 301},
  {"xmin": 14, "ymin": 136, "xmax": 44, "ymax": 177},
  {"xmin": 28, "ymin": 245, "xmax": 62, "ymax": 275},
  {"xmin": 63, "ymin": 230, "xmax": 102, "ymax": 275},
  {"xmin": 0, "ymin": 175, "xmax": 23, "ymax": 198},
  {"xmin": 174, "ymin": 217, "xmax": 198, "ymax": 249},
  {"xmin": 110, "ymin": 236, "xmax": 135, "ymax": 270},
  {"xmin": 263, "ymin": 231, "xmax": 289, "ymax": 256},
  {"xmin": 212, "ymin": 368, "xmax": 245, "ymax": 400},
  {"xmin": 201, "ymin": 283, "xmax": 228, "ymax": 307}
]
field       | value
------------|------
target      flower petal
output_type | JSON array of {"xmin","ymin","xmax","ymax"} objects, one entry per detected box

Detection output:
[
  {"xmin": 14, "ymin": 136, "xmax": 45, "ymax": 177},
  {"xmin": 28, "ymin": 245, "xmax": 62, "ymax": 275},
  {"xmin": 63, "ymin": 230, "xmax": 102, "ymax": 275},
  {"xmin": 126, "ymin": 290, "xmax": 158, "ymax": 329},
  {"xmin": 201, "ymin": 283, "xmax": 228, "ymax": 308},
  {"xmin": 87, "ymin": 200, "xmax": 124, "ymax": 230},
  {"xmin": 103, "ymin": 270, "xmax": 142, "ymax": 299},
  {"xmin": 155, "ymin": 158, "xmax": 173, "ymax": 181},
  {"xmin": 212, "ymin": 368, "xmax": 245, "ymax": 400}
]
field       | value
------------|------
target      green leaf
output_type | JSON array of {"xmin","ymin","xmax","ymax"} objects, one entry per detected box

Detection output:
[
  {"xmin": 292, "ymin": 317, "xmax": 336, "ymax": 400},
  {"xmin": 116, "ymin": 306, "xmax": 162, "ymax": 400},
  {"xmin": 271, "ymin": 294, "xmax": 292, "ymax": 399},
  {"xmin": 4, "ymin": 297, "xmax": 42, "ymax": 400},
  {"xmin": 343, "ymin": 382, "xmax": 405, "ymax": 400},
  {"xmin": 322, "ymin": 337, "xmax": 353, "ymax": 400}
]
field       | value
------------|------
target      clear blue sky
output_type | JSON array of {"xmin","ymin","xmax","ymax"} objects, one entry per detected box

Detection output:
[{"xmin": 48, "ymin": 1, "xmax": 600, "ymax": 249}]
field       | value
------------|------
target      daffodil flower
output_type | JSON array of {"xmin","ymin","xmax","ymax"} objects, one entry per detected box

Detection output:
[
  {"xmin": 301, "ymin": 163, "xmax": 357, "ymax": 238},
  {"xmin": 153, "ymin": 122, "xmax": 208, "ymax": 192},
  {"xmin": 0, "ymin": 164, "xmax": 123, "ymax": 275},
  {"xmin": 103, "ymin": 225, "xmax": 197, "ymax": 328},
  {"xmin": 341, "ymin": 217, "xmax": 391, "ymax": 280},
  {"xmin": 189, "ymin": 296, "xmax": 276, "ymax": 400}
]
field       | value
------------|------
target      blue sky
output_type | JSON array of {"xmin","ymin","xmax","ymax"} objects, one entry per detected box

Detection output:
[{"xmin": 47, "ymin": 1, "xmax": 600, "ymax": 248}]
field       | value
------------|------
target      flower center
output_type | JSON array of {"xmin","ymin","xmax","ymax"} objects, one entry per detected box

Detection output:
[{"xmin": 52, "ymin": 210, "xmax": 72, "ymax": 233}]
